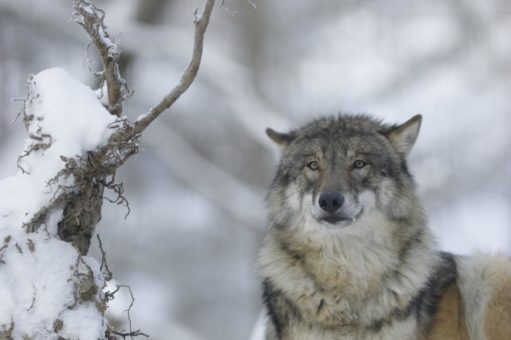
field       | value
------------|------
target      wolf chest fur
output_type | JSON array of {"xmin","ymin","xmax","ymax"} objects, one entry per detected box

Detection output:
[{"xmin": 258, "ymin": 114, "xmax": 511, "ymax": 340}]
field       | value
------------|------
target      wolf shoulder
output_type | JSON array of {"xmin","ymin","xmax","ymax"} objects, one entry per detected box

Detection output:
[{"xmin": 434, "ymin": 254, "xmax": 511, "ymax": 340}]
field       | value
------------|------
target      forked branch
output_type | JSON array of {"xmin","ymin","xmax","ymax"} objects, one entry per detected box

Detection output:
[
  {"xmin": 24, "ymin": 0, "xmax": 216, "ymax": 249},
  {"xmin": 132, "ymin": 0, "xmax": 215, "ymax": 136},
  {"xmin": 72, "ymin": 0, "xmax": 215, "ymax": 139}
]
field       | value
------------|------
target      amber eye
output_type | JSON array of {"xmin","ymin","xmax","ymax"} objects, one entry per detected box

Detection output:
[
  {"xmin": 307, "ymin": 161, "xmax": 320, "ymax": 171},
  {"xmin": 353, "ymin": 160, "xmax": 367, "ymax": 169}
]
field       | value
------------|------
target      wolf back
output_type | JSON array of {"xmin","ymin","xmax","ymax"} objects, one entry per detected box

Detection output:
[{"xmin": 258, "ymin": 114, "xmax": 511, "ymax": 340}]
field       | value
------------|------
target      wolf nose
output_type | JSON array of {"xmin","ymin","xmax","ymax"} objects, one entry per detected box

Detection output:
[{"xmin": 318, "ymin": 192, "xmax": 345, "ymax": 213}]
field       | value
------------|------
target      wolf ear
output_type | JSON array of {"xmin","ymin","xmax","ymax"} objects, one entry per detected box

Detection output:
[
  {"xmin": 386, "ymin": 114, "xmax": 422, "ymax": 157},
  {"xmin": 266, "ymin": 128, "xmax": 295, "ymax": 147}
]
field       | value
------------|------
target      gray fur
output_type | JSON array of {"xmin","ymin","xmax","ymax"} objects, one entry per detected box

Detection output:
[{"xmin": 259, "ymin": 114, "xmax": 456, "ymax": 340}]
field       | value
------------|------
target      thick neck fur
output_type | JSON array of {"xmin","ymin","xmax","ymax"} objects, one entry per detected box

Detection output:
[{"xmin": 259, "ymin": 208, "xmax": 440, "ymax": 329}]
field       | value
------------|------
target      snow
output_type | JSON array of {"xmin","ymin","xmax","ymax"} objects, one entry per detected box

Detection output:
[
  {"xmin": 29, "ymin": 68, "xmax": 114, "ymax": 152},
  {"xmin": 0, "ymin": 233, "xmax": 107, "ymax": 339},
  {"xmin": 1, "ymin": 68, "xmax": 114, "ymax": 233},
  {"xmin": 248, "ymin": 312, "xmax": 266, "ymax": 340},
  {"xmin": 0, "ymin": 68, "xmax": 115, "ymax": 338},
  {"xmin": 60, "ymin": 302, "xmax": 108, "ymax": 340}
]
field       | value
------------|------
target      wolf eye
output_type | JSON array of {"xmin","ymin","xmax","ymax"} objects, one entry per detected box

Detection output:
[
  {"xmin": 306, "ymin": 161, "xmax": 319, "ymax": 171},
  {"xmin": 353, "ymin": 160, "xmax": 367, "ymax": 169}
]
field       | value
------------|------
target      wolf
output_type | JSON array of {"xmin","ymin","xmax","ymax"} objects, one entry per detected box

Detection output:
[{"xmin": 258, "ymin": 114, "xmax": 511, "ymax": 340}]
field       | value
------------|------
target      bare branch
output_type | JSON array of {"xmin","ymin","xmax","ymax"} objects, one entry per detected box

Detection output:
[
  {"xmin": 109, "ymin": 284, "xmax": 149, "ymax": 340},
  {"xmin": 132, "ymin": 0, "xmax": 215, "ymax": 135},
  {"xmin": 73, "ymin": 0, "xmax": 128, "ymax": 116},
  {"xmin": 96, "ymin": 234, "xmax": 112, "ymax": 281}
]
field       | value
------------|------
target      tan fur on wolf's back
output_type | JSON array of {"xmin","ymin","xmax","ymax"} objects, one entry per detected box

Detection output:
[
  {"xmin": 426, "ymin": 282, "xmax": 469, "ymax": 340},
  {"xmin": 483, "ymin": 259, "xmax": 511, "ymax": 339},
  {"xmin": 426, "ymin": 259, "xmax": 511, "ymax": 340}
]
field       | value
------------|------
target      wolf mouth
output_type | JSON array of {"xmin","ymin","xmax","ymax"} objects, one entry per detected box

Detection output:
[
  {"xmin": 321, "ymin": 216, "xmax": 351, "ymax": 224},
  {"xmin": 318, "ymin": 208, "xmax": 364, "ymax": 226}
]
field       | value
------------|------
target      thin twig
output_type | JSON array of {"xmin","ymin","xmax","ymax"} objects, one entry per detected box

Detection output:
[
  {"xmin": 110, "ymin": 284, "xmax": 149, "ymax": 340},
  {"xmin": 132, "ymin": 0, "xmax": 215, "ymax": 136},
  {"xmin": 96, "ymin": 234, "xmax": 112, "ymax": 281}
]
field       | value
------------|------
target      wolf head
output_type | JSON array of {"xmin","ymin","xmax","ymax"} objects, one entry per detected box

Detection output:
[{"xmin": 266, "ymin": 114, "xmax": 424, "ymax": 237}]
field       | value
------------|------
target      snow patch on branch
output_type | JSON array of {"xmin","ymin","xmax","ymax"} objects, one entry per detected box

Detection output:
[
  {"xmin": 28, "ymin": 68, "xmax": 114, "ymax": 152},
  {"xmin": 0, "ymin": 68, "xmax": 115, "ymax": 338},
  {"xmin": 3, "ymin": 68, "xmax": 114, "ymax": 231}
]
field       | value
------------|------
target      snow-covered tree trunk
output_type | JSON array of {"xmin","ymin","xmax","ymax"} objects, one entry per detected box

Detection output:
[{"xmin": 0, "ymin": 0, "xmax": 215, "ymax": 338}]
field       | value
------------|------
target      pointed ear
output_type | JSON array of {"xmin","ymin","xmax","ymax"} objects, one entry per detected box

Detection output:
[
  {"xmin": 386, "ymin": 114, "xmax": 422, "ymax": 157},
  {"xmin": 266, "ymin": 128, "xmax": 295, "ymax": 147}
]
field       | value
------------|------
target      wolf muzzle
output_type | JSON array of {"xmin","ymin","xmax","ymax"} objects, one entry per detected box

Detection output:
[{"xmin": 316, "ymin": 191, "xmax": 358, "ymax": 224}]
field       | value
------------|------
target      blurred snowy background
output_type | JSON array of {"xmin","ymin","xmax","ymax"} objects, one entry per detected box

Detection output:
[{"xmin": 0, "ymin": 0, "xmax": 510, "ymax": 339}]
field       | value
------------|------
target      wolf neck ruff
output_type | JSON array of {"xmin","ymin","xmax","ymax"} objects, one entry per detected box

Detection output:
[{"xmin": 258, "ymin": 114, "xmax": 511, "ymax": 340}]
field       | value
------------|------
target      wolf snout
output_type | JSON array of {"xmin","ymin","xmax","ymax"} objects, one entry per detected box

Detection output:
[{"xmin": 318, "ymin": 191, "xmax": 345, "ymax": 213}]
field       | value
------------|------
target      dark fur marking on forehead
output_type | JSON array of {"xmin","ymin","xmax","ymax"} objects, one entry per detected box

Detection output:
[
  {"xmin": 286, "ymin": 115, "xmax": 402, "ymax": 162},
  {"xmin": 291, "ymin": 114, "xmax": 392, "ymax": 139},
  {"xmin": 278, "ymin": 114, "xmax": 421, "ymax": 166}
]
